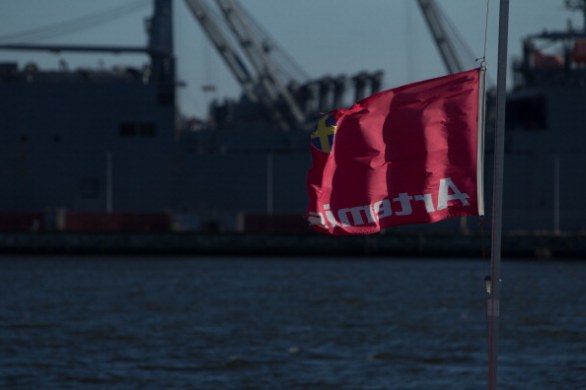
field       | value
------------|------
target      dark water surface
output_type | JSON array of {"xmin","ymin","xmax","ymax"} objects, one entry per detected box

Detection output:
[{"xmin": 1, "ymin": 256, "xmax": 585, "ymax": 389}]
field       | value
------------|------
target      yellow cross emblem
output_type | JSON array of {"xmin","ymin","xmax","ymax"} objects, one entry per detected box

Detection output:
[{"xmin": 310, "ymin": 114, "xmax": 337, "ymax": 153}]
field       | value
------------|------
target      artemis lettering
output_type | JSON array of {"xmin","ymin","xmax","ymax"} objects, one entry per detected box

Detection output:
[{"xmin": 308, "ymin": 178, "xmax": 470, "ymax": 228}]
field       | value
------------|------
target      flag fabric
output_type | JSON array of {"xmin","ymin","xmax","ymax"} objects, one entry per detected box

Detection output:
[{"xmin": 306, "ymin": 68, "xmax": 483, "ymax": 236}]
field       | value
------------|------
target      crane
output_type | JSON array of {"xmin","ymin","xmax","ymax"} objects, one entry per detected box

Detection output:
[
  {"xmin": 184, "ymin": 0, "xmax": 308, "ymax": 130},
  {"xmin": 416, "ymin": 0, "xmax": 465, "ymax": 74},
  {"xmin": 214, "ymin": 0, "xmax": 306, "ymax": 128},
  {"xmin": 183, "ymin": 0, "xmax": 259, "ymax": 105}
]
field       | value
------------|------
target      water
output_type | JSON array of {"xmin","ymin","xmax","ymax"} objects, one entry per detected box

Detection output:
[{"xmin": 1, "ymin": 256, "xmax": 585, "ymax": 389}]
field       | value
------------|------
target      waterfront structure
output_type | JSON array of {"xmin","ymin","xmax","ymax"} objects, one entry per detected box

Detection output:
[{"xmin": 0, "ymin": 0, "xmax": 584, "ymax": 235}]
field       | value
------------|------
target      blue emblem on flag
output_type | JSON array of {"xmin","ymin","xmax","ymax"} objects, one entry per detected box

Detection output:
[{"xmin": 310, "ymin": 114, "xmax": 337, "ymax": 153}]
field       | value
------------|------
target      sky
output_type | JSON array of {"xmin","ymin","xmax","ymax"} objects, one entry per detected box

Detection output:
[{"xmin": 0, "ymin": 0, "xmax": 582, "ymax": 118}]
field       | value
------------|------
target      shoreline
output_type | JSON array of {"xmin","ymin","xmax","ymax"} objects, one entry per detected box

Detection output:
[{"xmin": 1, "ymin": 231, "xmax": 584, "ymax": 259}]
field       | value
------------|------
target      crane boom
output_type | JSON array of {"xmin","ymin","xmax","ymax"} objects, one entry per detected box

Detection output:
[
  {"xmin": 214, "ymin": 0, "xmax": 306, "ymax": 128},
  {"xmin": 183, "ymin": 0, "xmax": 259, "ymax": 103},
  {"xmin": 417, "ymin": 0, "xmax": 464, "ymax": 74}
]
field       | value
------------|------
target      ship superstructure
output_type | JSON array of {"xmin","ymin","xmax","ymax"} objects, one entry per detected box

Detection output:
[{"xmin": 499, "ymin": 0, "xmax": 586, "ymax": 232}]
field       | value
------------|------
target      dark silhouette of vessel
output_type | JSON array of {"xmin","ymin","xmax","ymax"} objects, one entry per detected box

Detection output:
[{"xmin": 0, "ymin": 0, "xmax": 584, "ymax": 245}]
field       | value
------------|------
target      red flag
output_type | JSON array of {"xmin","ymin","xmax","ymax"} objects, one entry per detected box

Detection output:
[{"xmin": 306, "ymin": 68, "xmax": 484, "ymax": 235}]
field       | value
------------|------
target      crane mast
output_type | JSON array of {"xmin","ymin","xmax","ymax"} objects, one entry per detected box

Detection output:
[
  {"xmin": 184, "ymin": 0, "xmax": 391, "ymax": 130},
  {"xmin": 214, "ymin": 0, "xmax": 306, "ymax": 128},
  {"xmin": 183, "ymin": 0, "xmax": 259, "ymax": 104},
  {"xmin": 417, "ymin": 0, "xmax": 464, "ymax": 74},
  {"xmin": 184, "ymin": 0, "xmax": 308, "ymax": 130},
  {"xmin": 148, "ymin": 0, "xmax": 175, "ymax": 84}
]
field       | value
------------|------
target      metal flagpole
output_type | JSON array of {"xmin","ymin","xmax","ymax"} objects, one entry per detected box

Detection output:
[{"xmin": 487, "ymin": 0, "xmax": 509, "ymax": 389}]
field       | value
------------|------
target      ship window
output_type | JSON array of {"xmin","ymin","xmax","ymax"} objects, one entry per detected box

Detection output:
[
  {"xmin": 506, "ymin": 95, "xmax": 547, "ymax": 130},
  {"xmin": 120, "ymin": 123, "xmax": 137, "ymax": 137},
  {"xmin": 120, "ymin": 122, "xmax": 156, "ymax": 137},
  {"xmin": 158, "ymin": 90, "xmax": 174, "ymax": 106},
  {"xmin": 140, "ymin": 123, "xmax": 156, "ymax": 136},
  {"xmin": 80, "ymin": 178, "xmax": 99, "ymax": 199}
]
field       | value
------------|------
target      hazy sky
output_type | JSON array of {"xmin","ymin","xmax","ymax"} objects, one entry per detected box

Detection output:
[{"xmin": 0, "ymin": 0, "xmax": 581, "ymax": 118}]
